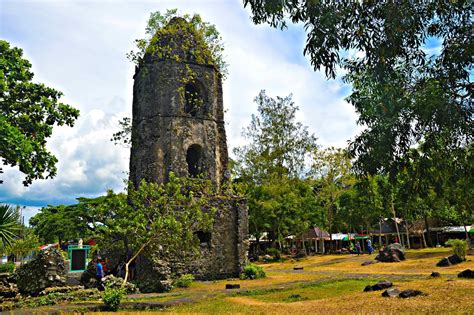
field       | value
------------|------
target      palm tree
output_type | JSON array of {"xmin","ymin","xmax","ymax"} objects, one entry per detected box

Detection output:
[{"xmin": 0, "ymin": 204, "xmax": 19, "ymax": 248}]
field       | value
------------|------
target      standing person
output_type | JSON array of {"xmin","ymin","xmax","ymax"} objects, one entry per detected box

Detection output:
[
  {"xmin": 355, "ymin": 241, "xmax": 361, "ymax": 255},
  {"xmin": 95, "ymin": 257, "xmax": 105, "ymax": 290},
  {"xmin": 367, "ymin": 239, "xmax": 374, "ymax": 255}
]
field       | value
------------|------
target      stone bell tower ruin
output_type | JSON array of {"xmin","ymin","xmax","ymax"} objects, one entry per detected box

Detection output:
[{"xmin": 129, "ymin": 17, "xmax": 248, "ymax": 283}]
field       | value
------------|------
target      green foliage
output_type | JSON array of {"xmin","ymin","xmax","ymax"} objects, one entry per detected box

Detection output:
[
  {"xmin": 102, "ymin": 285, "xmax": 125, "ymax": 312},
  {"xmin": 30, "ymin": 204, "xmax": 89, "ymax": 244},
  {"xmin": 445, "ymin": 239, "xmax": 467, "ymax": 260},
  {"xmin": 240, "ymin": 263, "xmax": 266, "ymax": 280},
  {"xmin": 265, "ymin": 248, "xmax": 281, "ymax": 261},
  {"xmin": 0, "ymin": 261, "xmax": 15, "ymax": 273},
  {"xmin": 0, "ymin": 204, "xmax": 19, "ymax": 248},
  {"xmin": 174, "ymin": 274, "xmax": 194, "ymax": 288},
  {"xmin": 127, "ymin": 9, "xmax": 227, "ymax": 78},
  {"xmin": 234, "ymin": 90, "xmax": 318, "ymax": 245},
  {"xmin": 7, "ymin": 230, "xmax": 39, "ymax": 263},
  {"xmin": 0, "ymin": 40, "xmax": 80, "ymax": 186},
  {"xmin": 243, "ymin": 3, "xmax": 472, "ymax": 219}
]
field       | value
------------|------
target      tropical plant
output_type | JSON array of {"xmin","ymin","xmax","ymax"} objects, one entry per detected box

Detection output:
[
  {"xmin": 240, "ymin": 263, "xmax": 266, "ymax": 280},
  {"xmin": 0, "ymin": 204, "xmax": 19, "ymax": 248},
  {"xmin": 446, "ymin": 239, "xmax": 468, "ymax": 260}
]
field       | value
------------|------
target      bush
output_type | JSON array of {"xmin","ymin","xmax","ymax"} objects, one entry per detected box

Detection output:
[
  {"xmin": 174, "ymin": 274, "xmax": 194, "ymax": 288},
  {"xmin": 240, "ymin": 263, "xmax": 266, "ymax": 280},
  {"xmin": 446, "ymin": 239, "xmax": 467, "ymax": 260},
  {"xmin": 0, "ymin": 262, "xmax": 15, "ymax": 273},
  {"xmin": 102, "ymin": 286, "xmax": 125, "ymax": 311},
  {"xmin": 266, "ymin": 248, "xmax": 281, "ymax": 261}
]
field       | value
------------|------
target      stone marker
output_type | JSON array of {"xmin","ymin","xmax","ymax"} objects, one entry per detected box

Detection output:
[
  {"xmin": 293, "ymin": 267, "xmax": 304, "ymax": 270},
  {"xmin": 382, "ymin": 288, "xmax": 400, "ymax": 297},
  {"xmin": 457, "ymin": 269, "xmax": 474, "ymax": 279},
  {"xmin": 226, "ymin": 284, "xmax": 240, "ymax": 289},
  {"xmin": 430, "ymin": 271, "xmax": 441, "ymax": 278}
]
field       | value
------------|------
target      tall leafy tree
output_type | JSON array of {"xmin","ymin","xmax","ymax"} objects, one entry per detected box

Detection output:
[
  {"xmin": 243, "ymin": 1, "xmax": 472, "ymax": 179},
  {"xmin": 0, "ymin": 40, "xmax": 80, "ymax": 186},
  {"xmin": 234, "ymin": 90, "xmax": 318, "ymax": 247}
]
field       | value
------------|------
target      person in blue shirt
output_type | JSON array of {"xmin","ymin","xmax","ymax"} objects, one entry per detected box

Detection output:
[
  {"xmin": 367, "ymin": 239, "xmax": 374, "ymax": 255},
  {"xmin": 95, "ymin": 257, "xmax": 105, "ymax": 290}
]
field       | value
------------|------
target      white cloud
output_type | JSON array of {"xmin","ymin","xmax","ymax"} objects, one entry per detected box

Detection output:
[{"xmin": 0, "ymin": 0, "xmax": 362, "ymax": 213}]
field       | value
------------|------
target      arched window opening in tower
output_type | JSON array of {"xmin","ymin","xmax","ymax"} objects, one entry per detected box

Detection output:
[
  {"xmin": 186, "ymin": 144, "xmax": 203, "ymax": 177},
  {"xmin": 184, "ymin": 81, "xmax": 205, "ymax": 117}
]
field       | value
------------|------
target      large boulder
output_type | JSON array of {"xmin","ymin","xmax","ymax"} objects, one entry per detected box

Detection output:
[
  {"xmin": 375, "ymin": 244, "xmax": 406, "ymax": 263},
  {"xmin": 436, "ymin": 254, "xmax": 463, "ymax": 267},
  {"xmin": 80, "ymin": 261, "xmax": 98, "ymax": 289},
  {"xmin": 382, "ymin": 288, "xmax": 400, "ymax": 297},
  {"xmin": 15, "ymin": 248, "xmax": 67, "ymax": 296},
  {"xmin": 458, "ymin": 269, "xmax": 474, "ymax": 279}
]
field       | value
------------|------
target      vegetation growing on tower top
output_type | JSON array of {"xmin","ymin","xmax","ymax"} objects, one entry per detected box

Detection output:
[{"xmin": 127, "ymin": 9, "xmax": 228, "ymax": 78}]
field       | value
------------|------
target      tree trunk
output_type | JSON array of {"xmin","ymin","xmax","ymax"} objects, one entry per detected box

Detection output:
[
  {"xmin": 391, "ymin": 199, "xmax": 402, "ymax": 246},
  {"xmin": 404, "ymin": 218, "xmax": 411, "ymax": 249},
  {"xmin": 463, "ymin": 224, "xmax": 471, "ymax": 250},
  {"xmin": 378, "ymin": 219, "xmax": 382, "ymax": 248},
  {"xmin": 421, "ymin": 231, "xmax": 427, "ymax": 248},
  {"xmin": 122, "ymin": 236, "xmax": 155, "ymax": 288},
  {"xmin": 424, "ymin": 215, "xmax": 433, "ymax": 247}
]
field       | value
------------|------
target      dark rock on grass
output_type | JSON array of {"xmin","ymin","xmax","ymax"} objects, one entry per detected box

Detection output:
[
  {"xmin": 399, "ymin": 289, "xmax": 423, "ymax": 298},
  {"xmin": 436, "ymin": 254, "xmax": 463, "ymax": 267},
  {"xmin": 375, "ymin": 243, "xmax": 405, "ymax": 263},
  {"xmin": 457, "ymin": 269, "xmax": 474, "ymax": 279},
  {"xmin": 226, "ymin": 284, "xmax": 240, "ymax": 289},
  {"xmin": 430, "ymin": 271, "xmax": 441, "ymax": 277},
  {"xmin": 361, "ymin": 260, "xmax": 379, "ymax": 266},
  {"xmin": 363, "ymin": 280, "xmax": 392, "ymax": 292},
  {"xmin": 293, "ymin": 267, "xmax": 304, "ymax": 270},
  {"xmin": 382, "ymin": 288, "xmax": 400, "ymax": 297}
]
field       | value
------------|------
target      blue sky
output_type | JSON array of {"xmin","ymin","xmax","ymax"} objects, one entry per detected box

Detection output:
[{"xmin": 0, "ymin": 0, "xmax": 361, "ymax": 223}]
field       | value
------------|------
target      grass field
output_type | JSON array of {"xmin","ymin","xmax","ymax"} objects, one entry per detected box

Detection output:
[
  {"xmin": 6, "ymin": 247, "xmax": 473, "ymax": 314},
  {"xmin": 114, "ymin": 247, "xmax": 473, "ymax": 314}
]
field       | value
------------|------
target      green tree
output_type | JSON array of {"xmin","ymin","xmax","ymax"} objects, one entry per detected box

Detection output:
[
  {"xmin": 243, "ymin": 1, "xmax": 472, "ymax": 181},
  {"xmin": 311, "ymin": 147, "xmax": 354, "ymax": 250},
  {"xmin": 30, "ymin": 204, "xmax": 89, "ymax": 245},
  {"xmin": 7, "ymin": 229, "xmax": 39, "ymax": 264},
  {"xmin": 0, "ymin": 204, "xmax": 19, "ymax": 249},
  {"xmin": 0, "ymin": 40, "xmax": 80, "ymax": 186},
  {"xmin": 234, "ymin": 90, "xmax": 318, "ymax": 248}
]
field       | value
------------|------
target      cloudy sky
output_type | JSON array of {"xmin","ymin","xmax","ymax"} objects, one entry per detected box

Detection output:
[{"xmin": 0, "ymin": 0, "xmax": 361, "ymax": 223}]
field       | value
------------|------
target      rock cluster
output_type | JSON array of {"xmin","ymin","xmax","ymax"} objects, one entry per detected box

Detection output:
[
  {"xmin": 15, "ymin": 248, "xmax": 67, "ymax": 296},
  {"xmin": 436, "ymin": 254, "xmax": 463, "ymax": 267},
  {"xmin": 375, "ymin": 244, "xmax": 406, "ymax": 262},
  {"xmin": 0, "ymin": 272, "xmax": 18, "ymax": 298}
]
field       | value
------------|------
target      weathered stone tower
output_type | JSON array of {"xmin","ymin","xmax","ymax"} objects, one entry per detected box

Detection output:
[
  {"xmin": 129, "ymin": 18, "xmax": 228, "ymax": 187},
  {"xmin": 129, "ymin": 18, "xmax": 248, "ymax": 285}
]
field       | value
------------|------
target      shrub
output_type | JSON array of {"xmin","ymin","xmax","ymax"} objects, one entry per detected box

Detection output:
[
  {"xmin": 240, "ymin": 263, "xmax": 266, "ymax": 280},
  {"xmin": 446, "ymin": 239, "xmax": 467, "ymax": 260},
  {"xmin": 102, "ymin": 285, "xmax": 125, "ymax": 311},
  {"xmin": 266, "ymin": 248, "xmax": 281, "ymax": 261},
  {"xmin": 0, "ymin": 262, "xmax": 15, "ymax": 273},
  {"xmin": 174, "ymin": 274, "xmax": 194, "ymax": 288}
]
